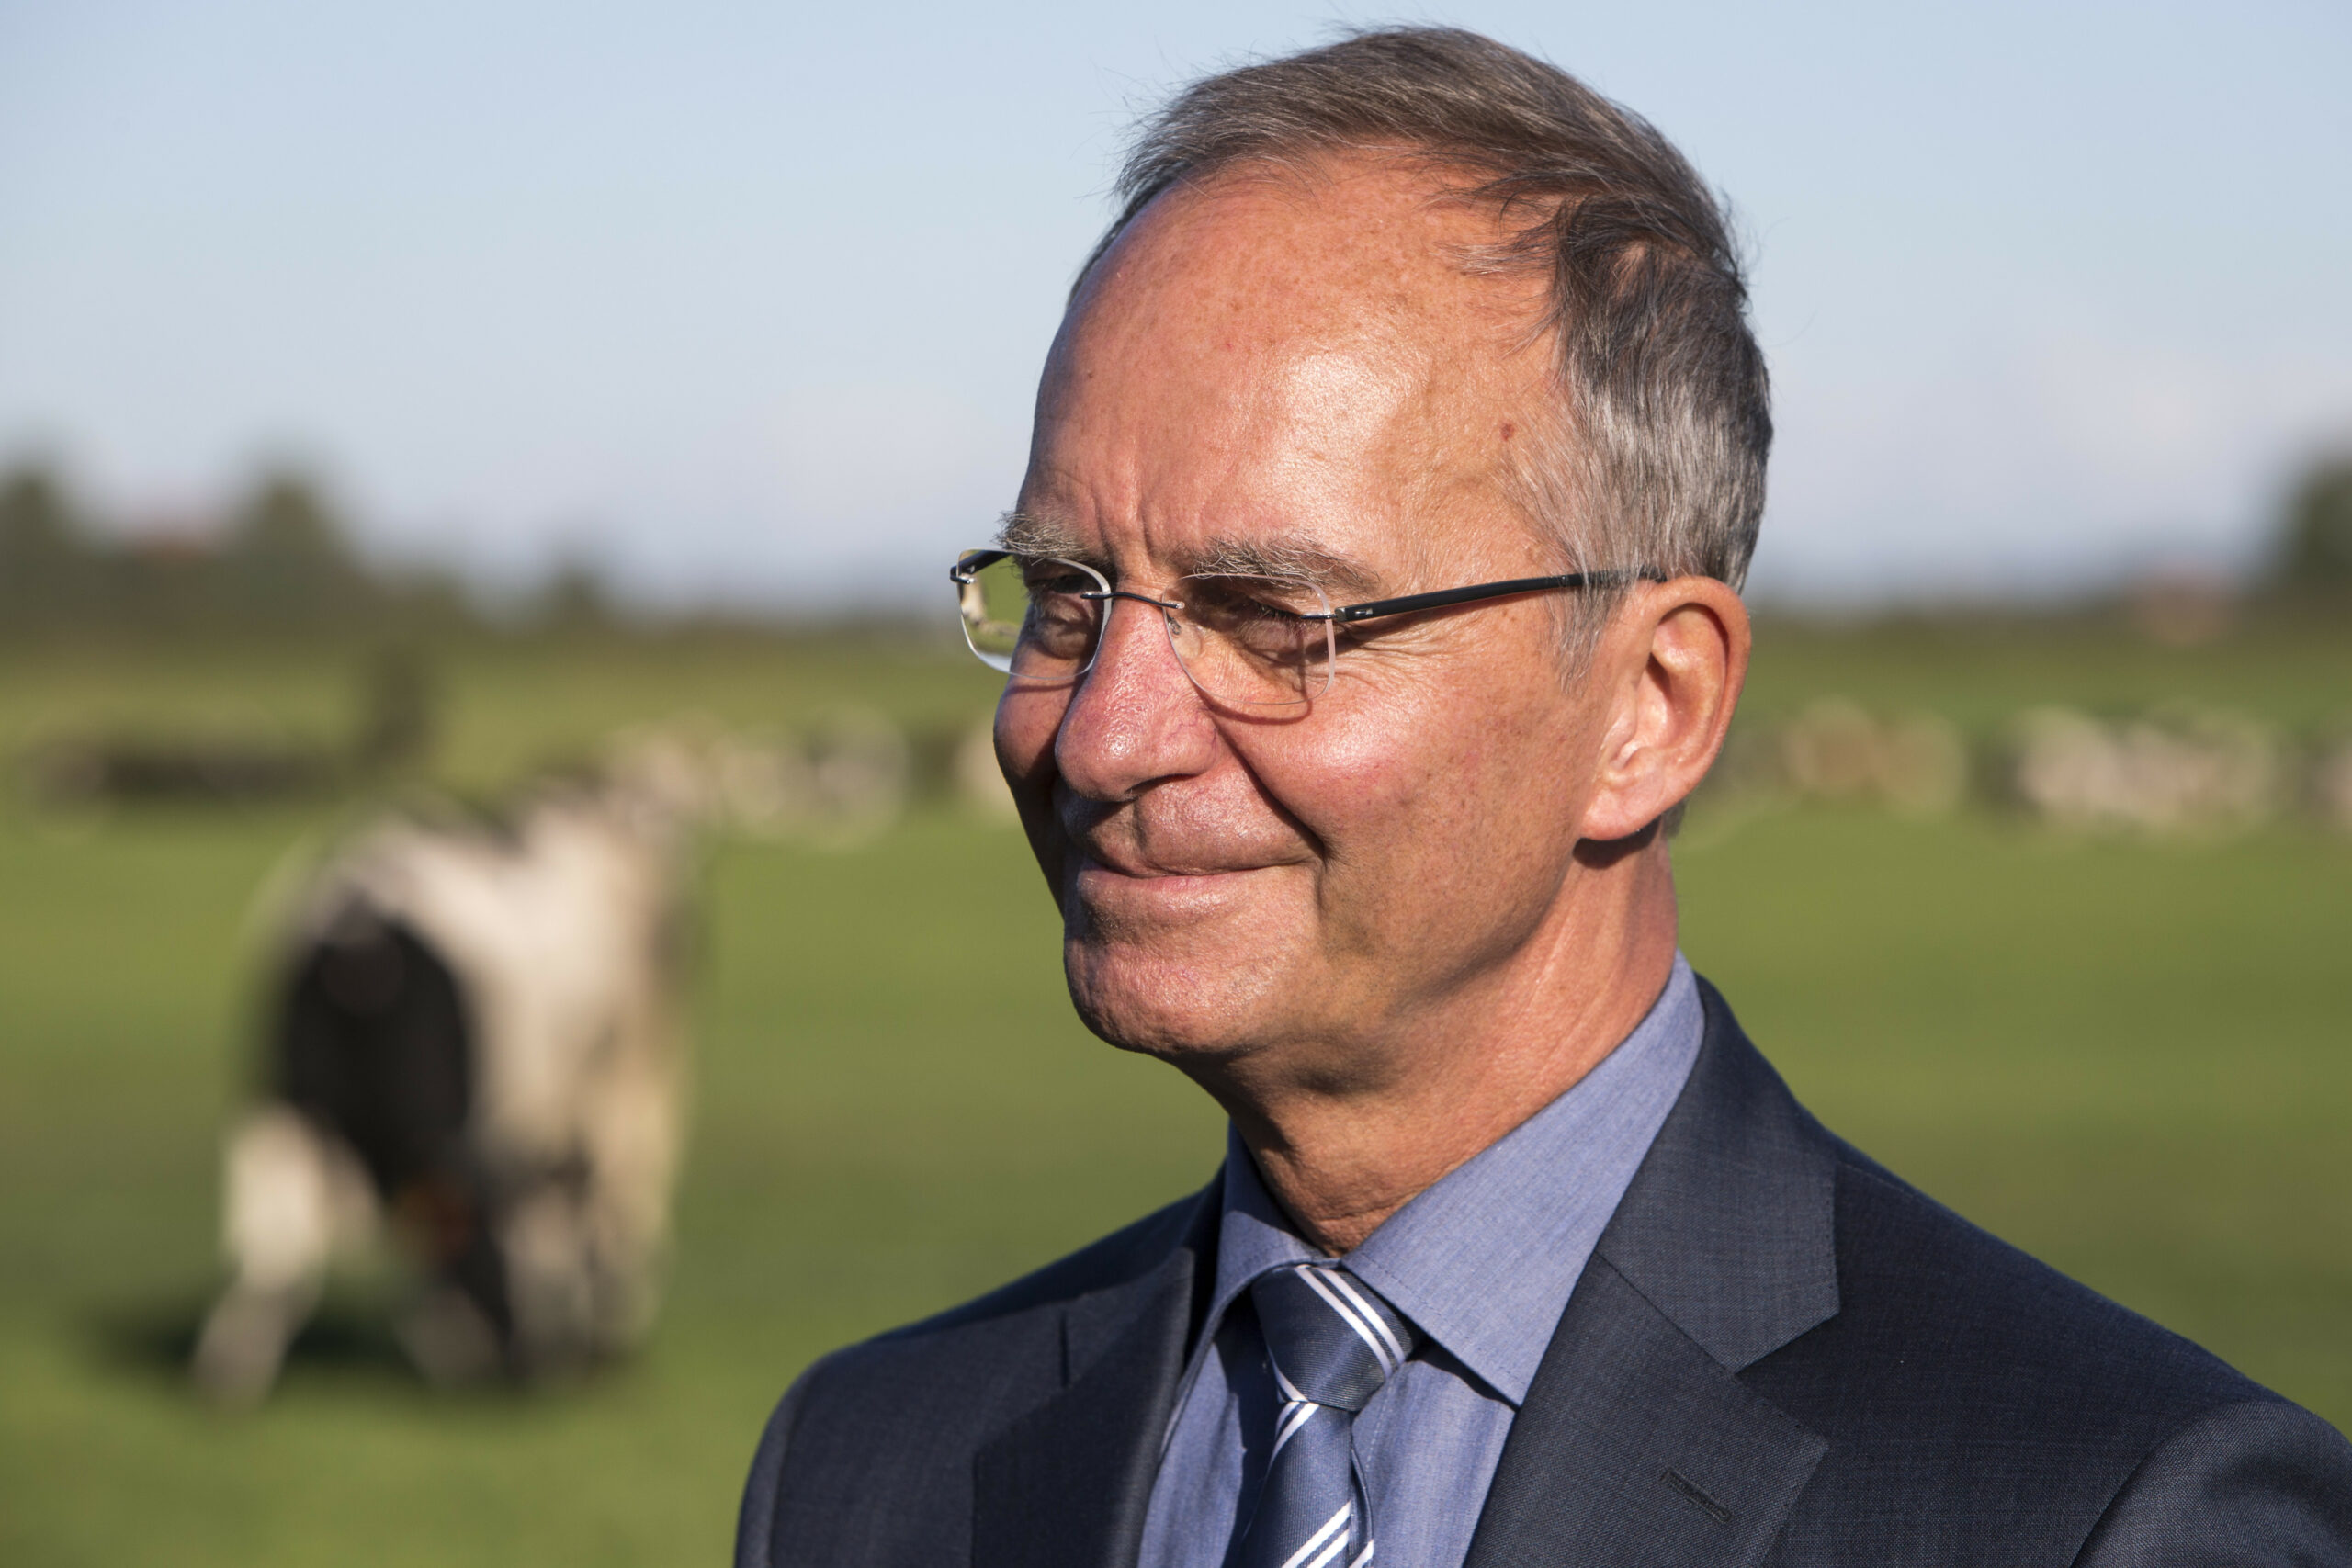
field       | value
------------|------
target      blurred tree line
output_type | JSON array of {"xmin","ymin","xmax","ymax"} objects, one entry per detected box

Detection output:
[
  {"xmin": 0, "ymin": 462, "xmax": 615, "ymax": 640},
  {"xmin": 4, "ymin": 450, "xmax": 2346, "ymax": 644},
  {"xmin": 2276, "ymin": 455, "xmax": 2352, "ymax": 600}
]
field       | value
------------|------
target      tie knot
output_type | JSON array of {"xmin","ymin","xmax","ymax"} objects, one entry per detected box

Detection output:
[{"xmin": 1249, "ymin": 1263, "xmax": 1417, "ymax": 1414}]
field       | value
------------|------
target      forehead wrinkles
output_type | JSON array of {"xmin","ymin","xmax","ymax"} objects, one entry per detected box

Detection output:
[{"xmin": 1032, "ymin": 157, "xmax": 1559, "ymax": 578}]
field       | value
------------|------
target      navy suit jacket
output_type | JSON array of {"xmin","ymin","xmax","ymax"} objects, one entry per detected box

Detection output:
[{"xmin": 739, "ymin": 979, "xmax": 2352, "ymax": 1565}]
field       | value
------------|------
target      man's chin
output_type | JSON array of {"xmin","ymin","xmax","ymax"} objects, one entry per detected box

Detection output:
[{"xmin": 1061, "ymin": 937, "xmax": 1294, "ymax": 1061}]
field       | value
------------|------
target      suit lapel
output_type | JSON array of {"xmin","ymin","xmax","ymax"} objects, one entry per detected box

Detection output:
[
  {"xmin": 1464, "ymin": 979, "xmax": 1841, "ymax": 1568},
  {"xmin": 971, "ymin": 1185, "xmax": 1218, "ymax": 1568},
  {"xmin": 1462, "ymin": 1257, "xmax": 1827, "ymax": 1567}
]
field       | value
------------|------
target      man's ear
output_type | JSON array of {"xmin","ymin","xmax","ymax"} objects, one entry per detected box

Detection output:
[{"xmin": 1575, "ymin": 576, "xmax": 1750, "ymax": 843}]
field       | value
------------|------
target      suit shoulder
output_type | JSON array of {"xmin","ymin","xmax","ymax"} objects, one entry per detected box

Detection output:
[
  {"xmin": 1817, "ymin": 1140, "xmax": 2266, "ymax": 1416},
  {"xmin": 1752, "ymin": 1136, "xmax": 2285, "ymax": 1493},
  {"xmin": 786, "ymin": 1182, "xmax": 1209, "ymax": 1403},
  {"xmin": 741, "ymin": 1186, "xmax": 1213, "ymax": 1567},
  {"xmin": 1748, "ymin": 1139, "xmax": 2320, "ymax": 1557},
  {"xmin": 869, "ymin": 1182, "xmax": 1208, "ymax": 1344}
]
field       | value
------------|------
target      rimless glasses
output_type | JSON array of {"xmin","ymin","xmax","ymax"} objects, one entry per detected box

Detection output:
[{"xmin": 951, "ymin": 548, "xmax": 1665, "ymax": 710}]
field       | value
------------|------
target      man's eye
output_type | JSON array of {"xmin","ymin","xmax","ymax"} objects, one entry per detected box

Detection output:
[
  {"xmin": 1192, "ymin": 595, "xmax": 1279, "ymax": 631},
  {"xmin": 1188, "ymin": 582, "xmax": 1312, "ymax": 622}
]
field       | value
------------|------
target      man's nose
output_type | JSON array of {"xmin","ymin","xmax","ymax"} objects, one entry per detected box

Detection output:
[{"xmin": 1053, "ymin": 596, "xmax": 1219, "ymax": 802}]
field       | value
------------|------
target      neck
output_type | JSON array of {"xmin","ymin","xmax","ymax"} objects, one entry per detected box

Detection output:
[{"xmin": 1191, "ymin": 843, "xmax": 1679, "ymax": 1255}]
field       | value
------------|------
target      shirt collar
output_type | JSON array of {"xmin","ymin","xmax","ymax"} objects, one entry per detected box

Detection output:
[{"xmin": 1203, "ymin": 953, "xmax": 1704, "ymax": 1406}]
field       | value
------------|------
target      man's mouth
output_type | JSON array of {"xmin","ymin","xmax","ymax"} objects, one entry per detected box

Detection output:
[
  {"xmin": 1072, "ymin": 846, "xmax": 1262, "ymax": 880},
  {"xmin": 1068, "ymin": 851, "xmax": 1276, "ymax": 921}
]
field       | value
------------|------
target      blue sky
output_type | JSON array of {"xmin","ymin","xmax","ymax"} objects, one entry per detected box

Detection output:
[{"xmin": 3, "ymin": 1, "xmax": 2346, "ymax": 605}]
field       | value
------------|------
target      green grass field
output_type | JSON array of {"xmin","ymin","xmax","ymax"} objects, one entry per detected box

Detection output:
[{"xmin": 1, "ymin": 624, "xmax": 2347, "ymax": 1565}]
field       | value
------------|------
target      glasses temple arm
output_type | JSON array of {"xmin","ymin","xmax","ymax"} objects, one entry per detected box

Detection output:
[
  {"xmin": 950, "ymin": 549, "xmax": 1012, "ymax": 584},
  {"xmin": 1327, "ymin": 570, "xmax": 1664, "ymax": 625}
]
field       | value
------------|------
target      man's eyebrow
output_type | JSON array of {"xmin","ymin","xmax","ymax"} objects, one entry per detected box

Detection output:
[
  {"xmin": 994, "ymin": 511, "xmax": 1093, "ymax": 560},
  {"xmin": 1192, "ymin": 536, "xmax": 1385, "ymax": 600},
  {"xmin": 993, "ymin": 514, "xmax": 1385, "ymax": 599}
]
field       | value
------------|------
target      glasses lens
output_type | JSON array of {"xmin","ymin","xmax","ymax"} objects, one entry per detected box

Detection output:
[
  {"xmin": 956, "ymin": 552, "xmax": 1103, "ymax": 682},
  {"xmin": 956, "ymin": 552, "xmax": 1027, "ymax": 670},
  {"xmin": 1170, "ymin": 574, "xmax": 1334, "ymax": 708}
]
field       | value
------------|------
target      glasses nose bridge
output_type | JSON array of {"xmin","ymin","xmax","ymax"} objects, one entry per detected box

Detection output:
[
  {"xmin": 1089, "ymin": 586, "xmax": 1184, "ymax": 616},
  {"xmin": 1082, "ymin": 586, "xmax": 1205, "ymax": 698}
]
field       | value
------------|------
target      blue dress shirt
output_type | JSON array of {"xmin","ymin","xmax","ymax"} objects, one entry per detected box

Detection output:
[{"xmin": 1136, "ymin": 954, "xmax": 1705, "ymax": 1568}]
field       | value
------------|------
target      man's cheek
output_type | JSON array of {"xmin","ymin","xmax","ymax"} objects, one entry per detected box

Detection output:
[
  {"xmin": 1281, "ymin": 704, "xmax": 1481, "ymax": 829},
  {"xmin": 993, "ymin": 694, "xmax": 1060, "ymax": 785},
  {"xmin": 995, "ymin": 699, "xmax": 1075, "ymax": 897}
]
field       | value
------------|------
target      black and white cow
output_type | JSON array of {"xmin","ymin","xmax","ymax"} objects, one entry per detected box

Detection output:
[{"xmin": 192, "ymin": 778, "xmax": 692, "ymax": 1401}]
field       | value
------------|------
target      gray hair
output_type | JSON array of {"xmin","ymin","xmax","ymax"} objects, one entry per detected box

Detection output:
[{"xmin": 1077, "ymin": 27, "xmax": 1770, "ymax": 618}]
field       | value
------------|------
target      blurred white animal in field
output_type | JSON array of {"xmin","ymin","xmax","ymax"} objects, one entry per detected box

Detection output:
[
  {"xmin": 191, "ymin": 777, "xmax": 692, "ymax": 1402},
  {"xmin": 2312, "ymin": 734, "xmax": 2352, "ymax": 835},
  {"xmin": 2007, "ymin": 706, "xmax": 2283, "ymax": 834},
  {"xmin": 600, "ymin": 709, "xmax": 912, "ymax": 843},
  {"xmin": 1777, "ymin": 699, "xmax": 1969, "ymax": 818}
]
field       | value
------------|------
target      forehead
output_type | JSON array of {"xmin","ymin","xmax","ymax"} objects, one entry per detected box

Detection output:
[{"xmin": 1020, "ymin": 154, "xmax": 1555, "ymax": 580}]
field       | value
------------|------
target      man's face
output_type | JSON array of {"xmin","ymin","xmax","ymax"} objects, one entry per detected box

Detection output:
[{"xmin": 1001, "ymin": 159, "xmax": 1614, "ymax": 1081}]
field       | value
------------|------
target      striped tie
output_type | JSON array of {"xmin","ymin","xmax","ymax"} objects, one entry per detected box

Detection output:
[{"xmin": 1235, "ymin": 1263, "xmax": 1418, "ymax": 1568}]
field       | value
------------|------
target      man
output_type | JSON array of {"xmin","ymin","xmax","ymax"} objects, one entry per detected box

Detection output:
[{"xmin": 740, "ymin": 28, "xmax": 2352, "ymax": 1565}]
